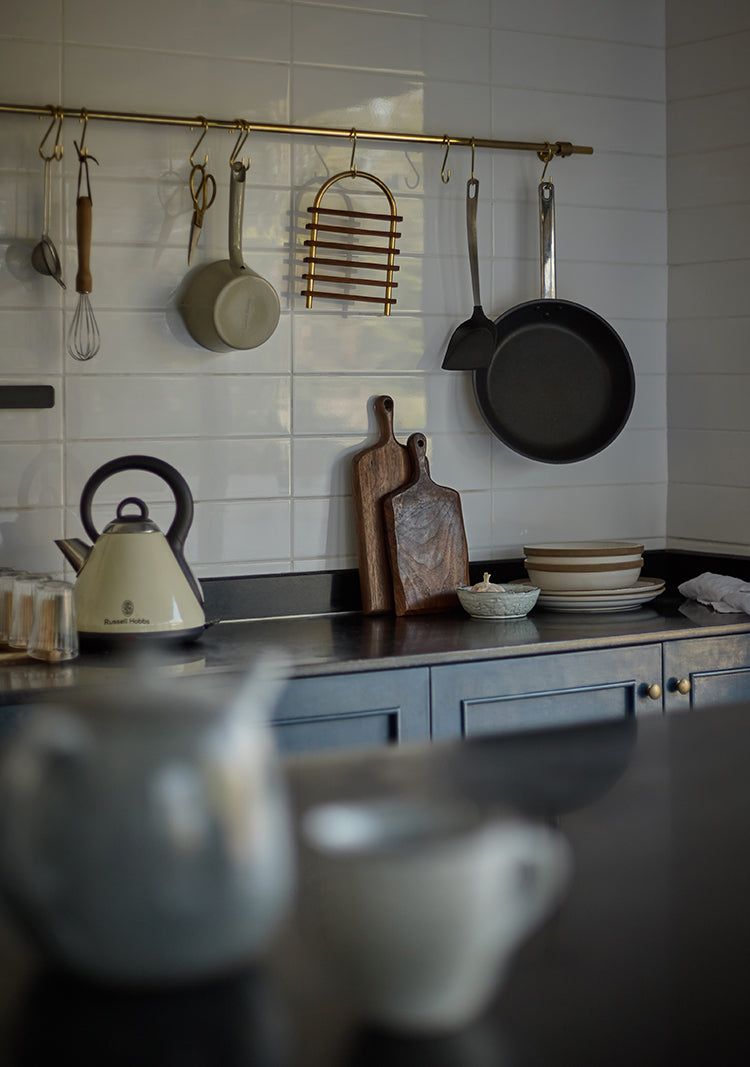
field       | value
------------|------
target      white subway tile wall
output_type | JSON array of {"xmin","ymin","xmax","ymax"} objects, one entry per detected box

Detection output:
[
  {"xmin": 666, "ymin": 1, "xmax": 750, "ymax": 554},
  {"xmin": 0, "ymin": 0, "xmax": 703, "ymax": 582}
]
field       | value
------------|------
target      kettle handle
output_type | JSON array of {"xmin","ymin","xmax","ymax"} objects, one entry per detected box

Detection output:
[{"xmin": 79, "ymin": 456, "xmax": 201, "ymax": 602}]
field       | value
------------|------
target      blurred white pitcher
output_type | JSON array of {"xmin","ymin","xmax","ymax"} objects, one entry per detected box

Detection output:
[
  {"xmin": 302, "ymin": 798, "xmax": 573, "ymax": 1033},
  {"xmin": 0, "ymin": 652, "xmax": 294, "ymax": 985}
]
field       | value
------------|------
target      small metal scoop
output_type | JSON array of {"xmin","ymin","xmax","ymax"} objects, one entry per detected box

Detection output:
[{"xmin": 31, "ymin": 156, "xmax": 66, "ymax": 289}]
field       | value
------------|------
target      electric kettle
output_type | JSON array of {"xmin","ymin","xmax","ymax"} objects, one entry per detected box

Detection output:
[{"xmin": 56, "ymin": 455, "xmax": 205, "ymax": 646}]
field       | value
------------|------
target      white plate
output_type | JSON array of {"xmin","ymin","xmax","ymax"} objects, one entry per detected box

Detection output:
[{"xmin": 512, "ymin": 576, "xmax": 665, "ymax": 613}]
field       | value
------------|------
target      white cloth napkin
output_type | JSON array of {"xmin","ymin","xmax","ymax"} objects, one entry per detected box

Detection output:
[{"xmin": 678, "ymin": 572, "xmax": 750, "ymax": 614}]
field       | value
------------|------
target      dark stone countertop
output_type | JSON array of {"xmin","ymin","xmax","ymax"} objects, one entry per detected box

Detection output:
[
  {"xmin": 3, "ymin": 592, "xmax": 750, "ymax": 704},
  {"xmin": 2, "ymin": 702, "xmax": 750, "ymax": 1065}
]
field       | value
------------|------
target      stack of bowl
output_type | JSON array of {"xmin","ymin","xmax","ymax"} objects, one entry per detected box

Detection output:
[{"xmin": 523, "ymin": 541, "xmax": 644, "ymax": 592}]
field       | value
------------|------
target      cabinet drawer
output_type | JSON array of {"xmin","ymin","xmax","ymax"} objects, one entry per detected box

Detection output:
[
  {"xmin": 272, "ymin": 667, "xmax": 430, "ymax": 754},
  {"xmin": 431, "ymin": 645, "xmax": 663, "ymax": 739},
  {"xmin": 663, "ymin": 634, "xmax": 750, "ymax": 713}
]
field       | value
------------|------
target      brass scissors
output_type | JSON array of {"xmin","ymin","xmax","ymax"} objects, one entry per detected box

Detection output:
[{"xmin": 188, "ymin": 161, "xmax": 217, "ymax": 264}]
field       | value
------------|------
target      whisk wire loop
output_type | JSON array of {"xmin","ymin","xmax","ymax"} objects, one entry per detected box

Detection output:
[{"xmin": 67, "ymin": 293, "xmax": 101, "ymax": 361}]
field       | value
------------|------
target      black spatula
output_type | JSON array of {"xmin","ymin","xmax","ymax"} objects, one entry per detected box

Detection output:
[{"xmin": 442, "ymin": 177, "xmax": 496, "ymax": 370}]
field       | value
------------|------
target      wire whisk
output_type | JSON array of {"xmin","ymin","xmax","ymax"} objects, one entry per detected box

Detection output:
[
  {"xmin": 67, "ymin": 292, "xmax": 100, "ymax": 361},
  {"xmin": 67, "ymin": 114, "xmax": 101, "ymax": 362}
]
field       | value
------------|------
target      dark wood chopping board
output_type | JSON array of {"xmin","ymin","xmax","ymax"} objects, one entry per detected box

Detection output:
[
  {"xmin": 383, "ymin": 432, "xmax": 469, "ymax": 616},
  {"xmin": 351, "ymin": 395, "xmax": 410, "ymax": 614}
]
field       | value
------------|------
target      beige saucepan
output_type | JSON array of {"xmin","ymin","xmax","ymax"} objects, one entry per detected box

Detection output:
[{"xmin": 180, "ymin": 160, "xmax": 280, "ymax": 352}]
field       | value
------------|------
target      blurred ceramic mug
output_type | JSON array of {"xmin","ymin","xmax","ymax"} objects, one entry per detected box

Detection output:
[{"xmin": 301, "ymin": 798, "xmax": 573, "ymax": 1033}]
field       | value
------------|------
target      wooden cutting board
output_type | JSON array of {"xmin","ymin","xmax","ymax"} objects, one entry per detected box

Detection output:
[
  {"xmin": 351, "ymin": 395, "xmax": 410, "ymax": 614},
  {"xmin": 0, "ymin": 651, "xmax": 30, "ymax": 663},
  {"xmin": 383, "ymin": 432, "xmax": 469, "ymax": 616}
]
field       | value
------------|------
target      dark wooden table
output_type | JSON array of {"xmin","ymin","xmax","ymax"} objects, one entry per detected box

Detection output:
[{"xmin": 2, "ymin": 703, "xmax": 750, "ymax": 1066}]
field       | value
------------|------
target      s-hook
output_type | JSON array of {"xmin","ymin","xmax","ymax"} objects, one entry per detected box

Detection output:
[
  {"xmin": 73, "ymin": 110, "xmax": 99, "ymax": 200},
  {"xmin": 229, "ymin": 119, "xmax": 251, "ymax": 168},
  {"xmin": 39, "ymin": 105, "xmax": 64, "ymax": 162},
  {"xmin": 187, "ymin": 117, "xmax": 217, "ymax": 263},
  {"xmin": 189, "ymin": 116, "xmax": 210, "ymax": 167},
  {"xmin": 441, "ymin": 136, "xmax": 451, "ymax": 183},
  {"xmin": 348, "ymin": 128, "xmax": 358, "ymax": 175},
  {"xmin": 538, "ymin": 141, "xmax": 554, "ymax": 182}
]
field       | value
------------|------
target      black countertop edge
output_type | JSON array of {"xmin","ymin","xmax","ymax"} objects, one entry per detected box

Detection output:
[
  {"xmin": 3, "ymin": 550, "xmax": 750, "ymax": 707},
  {"xmin": 198, "ymin": 595, "xmax": 750, "ymax": 675},
  {"xmin": 202, "ymin": 549, "xmax": 749, "ymax": 623},
  {"xmin": 4, "ymin": 594, "xmax": 750, "ymax": 707}
]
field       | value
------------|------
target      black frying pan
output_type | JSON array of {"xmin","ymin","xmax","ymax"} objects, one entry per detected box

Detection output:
[{"xmin": 473, "ymin": 181, "xmax": 634, "ymax": 464}]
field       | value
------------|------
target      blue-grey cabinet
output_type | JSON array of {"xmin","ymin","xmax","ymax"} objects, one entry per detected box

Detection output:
[
  {"xmin": 5, "ymin": 631, "xmax": 750, "ymax": 759},
  {"xmin": 271, "ymin": 667, "xmax": 431, "ymax": 754},
  {"xmin": 663, "ymin": 634, "xmax": 750, "ymax": 713},
  {"xmin": 430, "ymin": 644, "xmax": 664, "ymax": 740}
]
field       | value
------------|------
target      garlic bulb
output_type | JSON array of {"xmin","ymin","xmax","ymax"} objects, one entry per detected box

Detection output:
[{"xmin": 470, "ymin": 572, "xmax": 506, "ymax": 593}]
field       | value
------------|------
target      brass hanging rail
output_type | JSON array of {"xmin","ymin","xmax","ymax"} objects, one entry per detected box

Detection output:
[{"xmin": 0, "ymin": 101, "xmax": 593, "ymax": 159}]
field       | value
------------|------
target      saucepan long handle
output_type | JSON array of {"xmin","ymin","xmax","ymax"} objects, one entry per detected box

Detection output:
[{"xmin": 229, "ymin": 160, "xmax": 246, "ymax": 271}]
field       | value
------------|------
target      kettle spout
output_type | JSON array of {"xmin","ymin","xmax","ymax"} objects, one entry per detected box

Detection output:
[{"xmin": 55, "ymin": 537, "xmax": 92, "ymax": 573}]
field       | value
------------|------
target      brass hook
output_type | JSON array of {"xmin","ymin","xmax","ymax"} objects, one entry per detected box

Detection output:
[
  {"xmin": 349, "ymin": 128, "xmax": 357, "ymax": 175},
  {"xmin": 538, "ymin": 142, "xmax": 554, "ymax": 182},
  {"xmin": 189, "ymin": 117, "xmax": 210, "ymax": 166},
  {"xmin": 39, "ymin": 105, "xmax": 64, "ymax": 162},
  {"xmin": 229, "ymin": 119, "xmax": 250, "ymax": 167},
  {"xmin": 470, "ymin": 138, "xmax": 476, "ymax": 182},
  {"xmin": 440, "ymin": 136, "xmax": 451, "ymax": 184},
  {"xmin": 76, "ymin": 109, "xmax": 92, "ymax": 158},
  {"xmin": 73, "ymin": 110, "xmax": 99, "ymax": 200}
]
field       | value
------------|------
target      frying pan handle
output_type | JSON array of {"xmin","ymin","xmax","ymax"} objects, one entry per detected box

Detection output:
[
  {"xmin": 539, "ymin": 181, "xmax": 556, "ymax": 300},
  {"xmin": 229, "ymin": 160, "xmax": 246, "ymax": 271},
  {"xmin": 466, "ymin": 178, "xmax": 482, "ymax": 307}
]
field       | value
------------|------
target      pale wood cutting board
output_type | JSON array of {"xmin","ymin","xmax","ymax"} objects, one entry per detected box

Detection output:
[
  {"xmin": 382, "ymin": 432, "xmax": 469, "ymax": 616},
  {"xmin": 351, "ymin": 395, "xmax": 410, "ymax": 615}
]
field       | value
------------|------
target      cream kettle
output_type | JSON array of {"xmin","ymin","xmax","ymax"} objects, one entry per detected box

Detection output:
[{"xmin": 56, "ymin": 455, "xmax": 205, "ymax": 645}]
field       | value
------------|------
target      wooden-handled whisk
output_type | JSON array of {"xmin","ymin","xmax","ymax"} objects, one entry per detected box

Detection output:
[{"xmin": 67, "ymin": 132, "xmax": 100, "ymax": 361}]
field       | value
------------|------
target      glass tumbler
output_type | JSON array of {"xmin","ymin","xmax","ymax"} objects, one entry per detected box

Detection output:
[
  {"xmin": 8, "ymin": 573, "xmax": 52, "ymax": 650},
  {"xmin": 0, "ymin": 568, "xmax": 18, "ymax": 645},
  {"xmin": 27, "ymin": 580, "xmax": 79, "ymax": 662}
]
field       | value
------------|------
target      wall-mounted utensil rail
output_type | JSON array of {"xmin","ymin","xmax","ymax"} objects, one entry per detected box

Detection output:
[{"xmin": 0, "ymin": 101, "xmax": 593, "ymax": 160}]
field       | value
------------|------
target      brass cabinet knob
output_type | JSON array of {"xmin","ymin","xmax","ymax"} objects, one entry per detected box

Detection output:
[
  {"xmin": 646, "ymin": 683, "xmax": 662, "ymax": 700},
  {"xmin": 675, "ymin": 677, "xmax": 691, "ymax": 695}
]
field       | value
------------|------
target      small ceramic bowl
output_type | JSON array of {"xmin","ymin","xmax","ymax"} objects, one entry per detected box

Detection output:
[{"xmin": 457, "ymin": 583, "xmax": 540, "ymax": 620}]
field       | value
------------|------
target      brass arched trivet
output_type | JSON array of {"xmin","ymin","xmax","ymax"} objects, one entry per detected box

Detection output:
[{"xmin": 302, "ymin": 169, "xmax": 402, "ymax": 315}]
